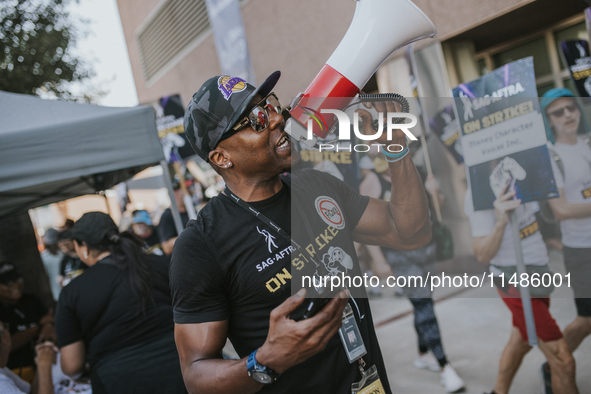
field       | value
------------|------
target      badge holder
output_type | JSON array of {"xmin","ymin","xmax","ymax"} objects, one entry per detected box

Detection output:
[
  {"xmin": 339, "ymin": 304, "xmax": 367, "ymax": 363},
  {"xmin": 338, "ymin": 305, "xmax": 386, "ymax": 394},
  {"xmin": 351, "ymin": 360, "xmax": 387, "ymax": 394}
]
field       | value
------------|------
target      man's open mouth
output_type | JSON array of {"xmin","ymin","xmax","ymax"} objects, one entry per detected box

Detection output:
[{"xmin": 277, "ymin": 133, "xmax": 290, "ymax": 148}]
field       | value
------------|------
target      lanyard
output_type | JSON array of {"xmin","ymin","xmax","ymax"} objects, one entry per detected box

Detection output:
[
  {"xmin": 223, "ymin": 184, "xmax": 301, "ymax": 250},
  {"xmin": 224, "ymin": 182, "xmax": 367, "ymax": 369},
  {"xmin": 223, "ymin": 181, "xmax": 324, "ymax": 272}
]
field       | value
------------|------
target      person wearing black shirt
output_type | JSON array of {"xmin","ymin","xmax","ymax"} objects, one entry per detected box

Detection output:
[
  {"xmin": 57, "ymin": 230, "xmax": 88, "ymax": 288},
  {"xmin": 171, "ymin": 72, "xmax": 431, "ymax": 393},
  {"xmin": 0, "ymin": 264, "xmax": 56, "ymax": 382},
  {"xmin": 131, "ymin": 210, "xmax": 164, "ymax": 255},
  {"xmin": 55, "ymin": 212, "xmax": 186, "ymax": 394},
  {"xmin": 158, "ymin": 183, "xmax": 190, "ymax": 255}
]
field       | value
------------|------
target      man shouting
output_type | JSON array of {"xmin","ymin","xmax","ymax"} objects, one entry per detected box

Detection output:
[{"xmin": 170, "ymin": 71, "xmax": 431, "ymax": 394}]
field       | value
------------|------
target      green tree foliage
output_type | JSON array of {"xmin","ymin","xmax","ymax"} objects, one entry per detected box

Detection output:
[{"xmin": 0, "ymin": 0, "xmax": 94, "ymax": 100}]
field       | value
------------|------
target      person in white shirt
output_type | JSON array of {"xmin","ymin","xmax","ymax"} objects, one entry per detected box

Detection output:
[
  {"xmin": 464, "ymin": 182, "xmax": 577, "ymax": 394},
  {"xmin": 542, "ymin": 88, "xmax": 591, "ymax": 354}
]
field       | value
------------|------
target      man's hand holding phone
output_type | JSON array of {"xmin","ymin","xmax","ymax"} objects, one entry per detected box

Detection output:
[{"xmin": 256, "ymin": 288, "xmax": 349, "ymax": 374}]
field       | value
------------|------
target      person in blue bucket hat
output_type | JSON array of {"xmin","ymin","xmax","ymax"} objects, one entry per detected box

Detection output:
[
  {"xmin": 541, "ymin": 88, "xmax": 588, "ymax": 143},
  {"xmin": 541, "ymin": 87, "xmax": 591, "ymax": 391}
]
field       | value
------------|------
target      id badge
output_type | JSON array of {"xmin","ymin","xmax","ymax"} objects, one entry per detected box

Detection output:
[
  {"xmin": 339, "ymin": 304, "xmax": 367, "ymax": 363},
  {"xmin": 351, "ymin": 364, "xmax": 386, "ymax": 394}
]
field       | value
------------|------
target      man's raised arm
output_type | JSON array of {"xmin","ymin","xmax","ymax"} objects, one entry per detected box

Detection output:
[{"xmin": 353, "ymin": 100, "xmax": 431, "ymax": 250}]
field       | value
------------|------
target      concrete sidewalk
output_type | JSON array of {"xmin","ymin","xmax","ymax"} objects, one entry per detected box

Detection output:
[{"xmin": 371, "ymin": 249, "xmax": 591, "ymax": 393}]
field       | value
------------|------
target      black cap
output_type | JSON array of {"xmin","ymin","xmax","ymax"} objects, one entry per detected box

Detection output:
[
  {"xmin": 58, "ymin": 229, "xmax": 73, "ymax": 241},
  {"xmin": 42, "ymin": 228, "xmax": 59, "ymax": 245},
  {"xmin": 71, "ymin": 212, "xmax": 118, "ymax": 246},
  {"xmin": 184, "ymin": 71, "xmax": 281, "ymax": 162},
  {"xmin": 0, "ymin": 264, "xmax": 22, "ymax": 285}
]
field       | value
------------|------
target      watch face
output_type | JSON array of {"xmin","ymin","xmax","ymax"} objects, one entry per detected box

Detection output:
[{"xmin": 252, "ymin": 371, "xmax": 273, "ymax": 384}]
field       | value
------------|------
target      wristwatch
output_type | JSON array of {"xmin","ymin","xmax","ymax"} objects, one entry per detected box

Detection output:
[{"xmin": 247, "ymin": 349, "xmax": 281, "ymax": 384}]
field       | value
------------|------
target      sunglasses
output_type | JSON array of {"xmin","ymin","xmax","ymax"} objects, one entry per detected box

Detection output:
[
  {"xmin": 232, "ymin": 93, "xmax": 282, "ymax": 133},
  {"xmin": 548, "ymin": 103, "xmax": 578, "ymax": 118}
]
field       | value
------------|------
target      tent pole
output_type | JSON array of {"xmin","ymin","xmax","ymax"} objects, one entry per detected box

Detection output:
[{"xmin": 161, "ymin": 160, "xmax": 184, "ymax": 235}]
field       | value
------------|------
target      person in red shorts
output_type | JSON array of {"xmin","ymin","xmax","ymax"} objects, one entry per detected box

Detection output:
[{"xmin": 464, "ymin": 183, "xmax": 578, "ymax": 394}]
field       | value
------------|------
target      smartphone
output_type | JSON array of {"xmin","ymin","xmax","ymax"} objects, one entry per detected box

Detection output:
[
  {"xmin": 302, "ymin": 297, "xmax": 332, "ymax": 319},
  {"xmin": 302, "ymin": 285, "xmax": 344, "ymax": 319}
]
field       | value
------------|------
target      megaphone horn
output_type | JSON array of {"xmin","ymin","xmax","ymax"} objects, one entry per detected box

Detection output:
[{"xmin": 287, "ymin": 0, "xmax": 436, "ymax": 146}]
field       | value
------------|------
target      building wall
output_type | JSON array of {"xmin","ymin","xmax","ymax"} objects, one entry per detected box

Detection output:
[
  {"xmin": 413, "ymin": 0, "xmax": 533, "ymax": 41},
  {"xmin": 116, "ymin": 0, "xmax": 537, "ymax": 106},
  {"xmin": 116, "ymin": 0, "xmax": 356, "ymax": 106}
]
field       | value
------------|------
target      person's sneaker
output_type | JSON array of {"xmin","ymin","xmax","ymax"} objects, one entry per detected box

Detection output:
[
  {"xmin": 540, "ymin": 362, "xmax": 553, "ymax": 394},
  {"xmin": 440, "ymin": 364, "xmax": 465, "ymax": 393},
  {"xmin": 413, "ymin": 352, "xmax": 440, "ymax": 372}
]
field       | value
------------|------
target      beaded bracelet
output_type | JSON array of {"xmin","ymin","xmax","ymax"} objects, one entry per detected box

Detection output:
[
  {"xmin": 381, "ymin": 137, "xmax": 410, "ymax": 162},
  {"xmin": 381, "ymin": 137, "xmax": 409, "ymax": 157},
  {"xmin": 381, "ymin": 146, "xmax": 408, "ymax": 158},
  {"xmin": 383, "ymin": 150, "xmax": 409, "ymax": 163}
]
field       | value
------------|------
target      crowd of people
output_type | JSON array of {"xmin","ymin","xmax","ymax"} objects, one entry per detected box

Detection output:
[
  {"xmin": 1, "ymin": 208, "xmax": 190, "ymax": 393},
  {"xmin": 0, "ymin": 73, "xmax": 589, "ymax": 394}
]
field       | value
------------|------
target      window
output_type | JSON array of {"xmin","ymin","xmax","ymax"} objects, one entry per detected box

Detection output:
[
  {"xmin": 136, "ymin": 0, "xmax": 211, "ymax": 83},
  {"xmin": 475, "ymin": 17, "xmax": 586, "ymax": 94},
  {"xmin": 492, "ymin": 37, "xmax": 551, "ymax": 78},
  {"xmin": 477, "ymin": 58, "xmax": 488, "ymax": 76}
]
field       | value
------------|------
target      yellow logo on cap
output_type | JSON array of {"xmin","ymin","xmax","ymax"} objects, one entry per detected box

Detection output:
[{"xmin": 218, "ymin": 76, "xmax": 247, "ymax": 100}]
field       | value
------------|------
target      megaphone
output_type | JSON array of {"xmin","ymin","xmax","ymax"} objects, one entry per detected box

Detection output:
[{"xmin": 286, "ymin": 0, "xmax": 436, "ymax": 146}]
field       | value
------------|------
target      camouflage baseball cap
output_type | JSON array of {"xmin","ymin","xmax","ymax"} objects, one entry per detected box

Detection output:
[{"xmin": 184, "ymin": 71, "xmax": 281, "ymax": 162}]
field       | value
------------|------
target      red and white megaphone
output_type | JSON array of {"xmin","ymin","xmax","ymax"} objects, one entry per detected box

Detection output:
[{"xmin": 286, "ymin": 0, "xmax": 436, "ymax": 146}]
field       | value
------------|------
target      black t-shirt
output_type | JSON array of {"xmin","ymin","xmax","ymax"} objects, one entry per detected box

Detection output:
[
  {"xmin": 56, "ymin": 254, "xmax": 174, "ymax": 368},
  {"xmin": 140, "ymin": 226, "xmax": 164, "ymax": 255},
  {"xmin": 158, "ymin": 209, "xmax": 190, "ymax": 243},
  {"xmin": 60, "ymin": 255, "xmax": 88, "ymax": 285},
  {"xmin": 170, "ymin": 169, "xmax": 391, "ymax": 394},
  {"xmin": 143, "ymin": 226, "xmax": 161, "ymax": 247},
  {"xmin": 0, "ymin": 293, "xmax": 47, "ymax": 369}
]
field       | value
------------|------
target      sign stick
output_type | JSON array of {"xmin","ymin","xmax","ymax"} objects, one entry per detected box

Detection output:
[
  {"xmin": 161, "ymin": 160, "xmax": 184, "ymax": 235},
  {"xmin": 173, "ymin": 161, "xmax": 197, "ymax": 221},
  {"xmin": 509, "ymin": 210, "xmax": 538, "ymax": 346},
  {"xmin": 407, "ymin": 43, "xmax": 442, "ymax": 222}
]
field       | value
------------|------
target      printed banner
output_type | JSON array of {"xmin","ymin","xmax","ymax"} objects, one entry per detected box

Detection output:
[
  {"xmin": 115, "ymin": 182, "xmax": 130, "ymax": 214},
  {"xmin": 429, "ymin": 105, "xmax": 463, "ymax": 164},
  {"xmin": 204, "ymin": 0, "xmax": 256, "ymax": 83},
  {"xmin": 298, "ymin": 141, "xmax": 361, "ymax": 191},
  {"xmin": 151, "ymin": 94, "xmax": 194, "ymax": 163},
  {"xmin": 585, "ymin": 8, "xmax": 591, "ymax": 55},
  {"xmin": 560, "ymin": 40, "xmax": 591, "ymax": 97},
  {"xmin": 405, "ymin": 45, "xmax": 420, "ymax": 99},
  {"xmin": 452, "ymin": 57, "xmax": 559, "ymax": 210}
]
